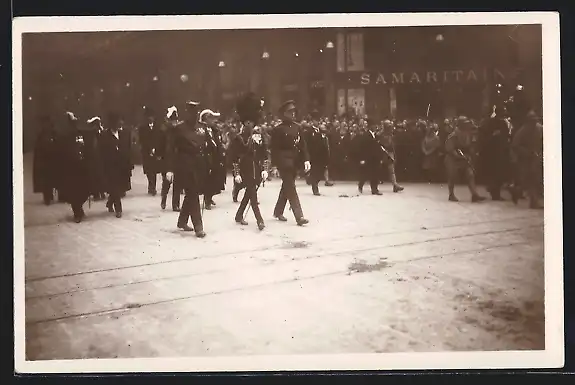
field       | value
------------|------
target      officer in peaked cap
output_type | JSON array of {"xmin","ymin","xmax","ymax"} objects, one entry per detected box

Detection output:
[
  {"xmin": 99, "ymin": 111, "xmax": 133, "ymax": 217},
  {"xmin": 444, "ymin": 115, "xmax": 485, "ymax": 203},
  {"xmin": 270, "ymin": 99, "xmax": 310, "ymax": 226}
]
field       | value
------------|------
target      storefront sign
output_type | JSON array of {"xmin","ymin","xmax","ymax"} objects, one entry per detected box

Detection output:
[{"xmin": 358, "ymin": 68, "xmax": 506, "ymax": 85}]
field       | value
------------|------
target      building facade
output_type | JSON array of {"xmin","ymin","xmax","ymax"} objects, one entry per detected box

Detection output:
[{"xmin": 22, "ymin": 25, "xmax": 542, "ymax": 150}]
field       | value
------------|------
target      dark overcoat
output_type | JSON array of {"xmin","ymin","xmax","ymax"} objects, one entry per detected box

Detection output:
[
  {"xmin": 33, "ymin": 127, "xmax": 59, "ymax": 194},
  {"xmin": 165, "ymin": 121, "xmax": 208, "ymax": 195},
  {"xmin": 98, "ymin": 129, "xmax": 133, "ymax": 194}
]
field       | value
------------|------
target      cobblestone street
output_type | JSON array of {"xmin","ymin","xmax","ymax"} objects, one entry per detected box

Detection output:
[{"xmin": 21, "ymin": 154, "xmax": 545, "ymax": 360}]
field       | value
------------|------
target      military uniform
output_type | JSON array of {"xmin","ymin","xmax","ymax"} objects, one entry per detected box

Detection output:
[
  {"xmin": 270, "ymin": 100, "xmax": 310, "ymax": 225},
  {"xmin": 164, "ymin": 101, "xmax": 207, "ymax": 237},
  {"xmin": 378, "ymin": 120, "xmax": 404, "ymax": 192},
  {"xmin": 229, "ymin": 94, "xmax": 269, "ymax": 230},
  {"xmin": 444, "ymin": 117, "xmax": 485, "ymax": 202},
  {"xmin": 510, "ymin": 111, "xmax": 543, "ymax": 209}
]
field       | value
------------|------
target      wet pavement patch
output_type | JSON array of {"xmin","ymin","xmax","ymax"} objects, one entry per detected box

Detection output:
[
  {"xmin": 348, "ymin": 258, "xmax": 392, "ymax": 274},
  {"xmin": 282, "ymin": 241, "xmax": 309, "ymax": 249}
]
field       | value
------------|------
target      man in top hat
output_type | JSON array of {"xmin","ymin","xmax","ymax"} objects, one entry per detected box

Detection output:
[
  {"xmin": 199, "ymin": 108, "xmax": 226, "ymax": 210},
  {"xmin": 138, "ymin": 106, "xmax": 164, "ymax": 196},
  {"xmin": 378, "ymin": 119, "xmax": 404, "ymax": 193},
  {"xmin": 270, "ymin": 100, "xmax": 310, "ymax": 226},
  {"xmin": 354, "ymin": 119, "xmax": 384, "ymax": 195},
  {"xmin": 510, "ymin": 110, "xmax": 543, "ymax": 209},
  {"xmin": 478, "ymin": 103, "xmax": 511, "ymax": 201},
  {"xmin": 305, "ymin": 111, "xmax": 331, "ymax": 196},
  {"xmin": 84, "ymin": 116, "xmax": 106, "ymax": 201},
  {"xmin": 99, "ymin": 112, "xmax": 133, "ymax": 218},
  {"xmin": 56, "ymin": 111, "xmax": 99, "ymax": 222},
  {"xmin": 444, "ymin": 116, "xmax": 486, "ymax": 202},
  {"xmin": 165, "ymin": 100, "xmax": 207, "ymax": 237},
  {"xmin": 229, "ymin": 92, "xmax": 269, "ymax": 230},
  {"xmin": 160, "ymin": 106, "xmax": 183, "ymax": 211}
]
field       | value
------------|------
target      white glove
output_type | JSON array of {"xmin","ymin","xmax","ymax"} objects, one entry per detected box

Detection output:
[
  {"xmin": 304, "ymin": 161, "xmax": 311, "ymax": 173},
  {"xmin": 166, "ymin": 172, "xmax": 174, "ymax": 182},
  {"xmin": 234, "ymin": 175, "xmax": 243, "ymax": 184},
  {"xmin": 261, "ymin": 171, "xmax": 268, "ymax": 180},
  {"xmin": 360, "ymin": 160, "xmax": 366, "ymax": 165}
]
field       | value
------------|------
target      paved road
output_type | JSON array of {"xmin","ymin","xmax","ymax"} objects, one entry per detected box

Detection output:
[{"xmin": 21, "ymin": 154, "xmax": 545, "ymax": 360}]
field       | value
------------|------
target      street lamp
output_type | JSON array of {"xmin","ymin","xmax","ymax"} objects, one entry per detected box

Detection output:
[
  {"xmin": 126, "ymin": 82, "xmax": 130, "ymax": 87},
  {"xmin": 326, "ymin": 41, "xmax": 334, "ymax": 49},
  {"xmin": 218, "ymin": 60, "xmax": 226, "ymax": 68},
  {"xmin": 262, "ymin": 51, "xmax": 270, "ymax": 60},
  {"xmin": 436, "ymin": 34, "xmax": 444, "ymax": 42},
  {"xmin": 152, "ymin": 76, "xmax": 159, "ymax": 82}
]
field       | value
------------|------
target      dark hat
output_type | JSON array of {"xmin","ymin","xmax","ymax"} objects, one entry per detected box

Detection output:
[
  {"xmin": 236, "ymin": 92, "xmax": 262, "ymax": 124},
  {"xmin": 279, "ymin": 100, "xmax": 296, "ymax": 114}
]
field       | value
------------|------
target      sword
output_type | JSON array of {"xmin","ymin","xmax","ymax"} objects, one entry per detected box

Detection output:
[
  {"xmin": 242, "ymin": 181, "xmax": 263, "ymax": 221},
  {"xmin": 457, "ymin": 149, "xmax": 475, "ymax": 174}
]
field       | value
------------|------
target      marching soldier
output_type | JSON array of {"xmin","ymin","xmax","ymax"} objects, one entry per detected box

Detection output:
[
  {"xmin": 305, "ymin": 114, "xmax": 330, "ymax": 196},
  {"xmin": 164, "ymin": 100, "xmax": 207, "ymax": 238},
  {"xmin": 355, "ymin": 121, "xmax": 383, "ymax": 195},
  {"xmin": 99, "ymin": 112, "xmax": 133, "ymax": 218},
  {"xmin": 510, "ymin": 110, "xmax": 543, "ymax": 209},
  {"xmin": 378, "ymin": 120, "xmax": 404, "ymax": 193},
  {"xmin": 229, "ymin": 92, "xmax": 269, "ymax": 230},
  {"xmin": 138, "ymin": 106, "xmax": 163, "ymax": 196},
  {"xmin": 479, "ymin": 104, "xmax": 511, "ymax": 201},
  {"xmin": 270, "ymin": 100, "xmax": 310, "ymax": 226},
  {"xmin": 56, "ymin": 111, "xmax": 99, "ymax": 223},
  {"xmin": 444, "ymin": 116, "xmax": 486, "ymax": 202},
  {"xmin": 33, "ymin": 115, "xmax": 59, "ymax": 205},
  {"xmin": 160, "ymin": 106, "xmax": 182, "ymax": 211},
  {"xmin": 421, "ymin": 121, "xmax": 443, "ymax": 183},
  {"xmin": 199, "ymin": 109, "xmax": 226, "ymax": 210}
]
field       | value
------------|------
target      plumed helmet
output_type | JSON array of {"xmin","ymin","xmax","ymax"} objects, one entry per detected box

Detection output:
[{"xmin": 236, "ymin": 92, "xmax": 262, "ymax": 124}]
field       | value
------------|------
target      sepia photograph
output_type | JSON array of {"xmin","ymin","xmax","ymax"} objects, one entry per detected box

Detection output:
[{"xmin": 13, "ymin": 12, "xmax": 563, "ymax": 373}]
